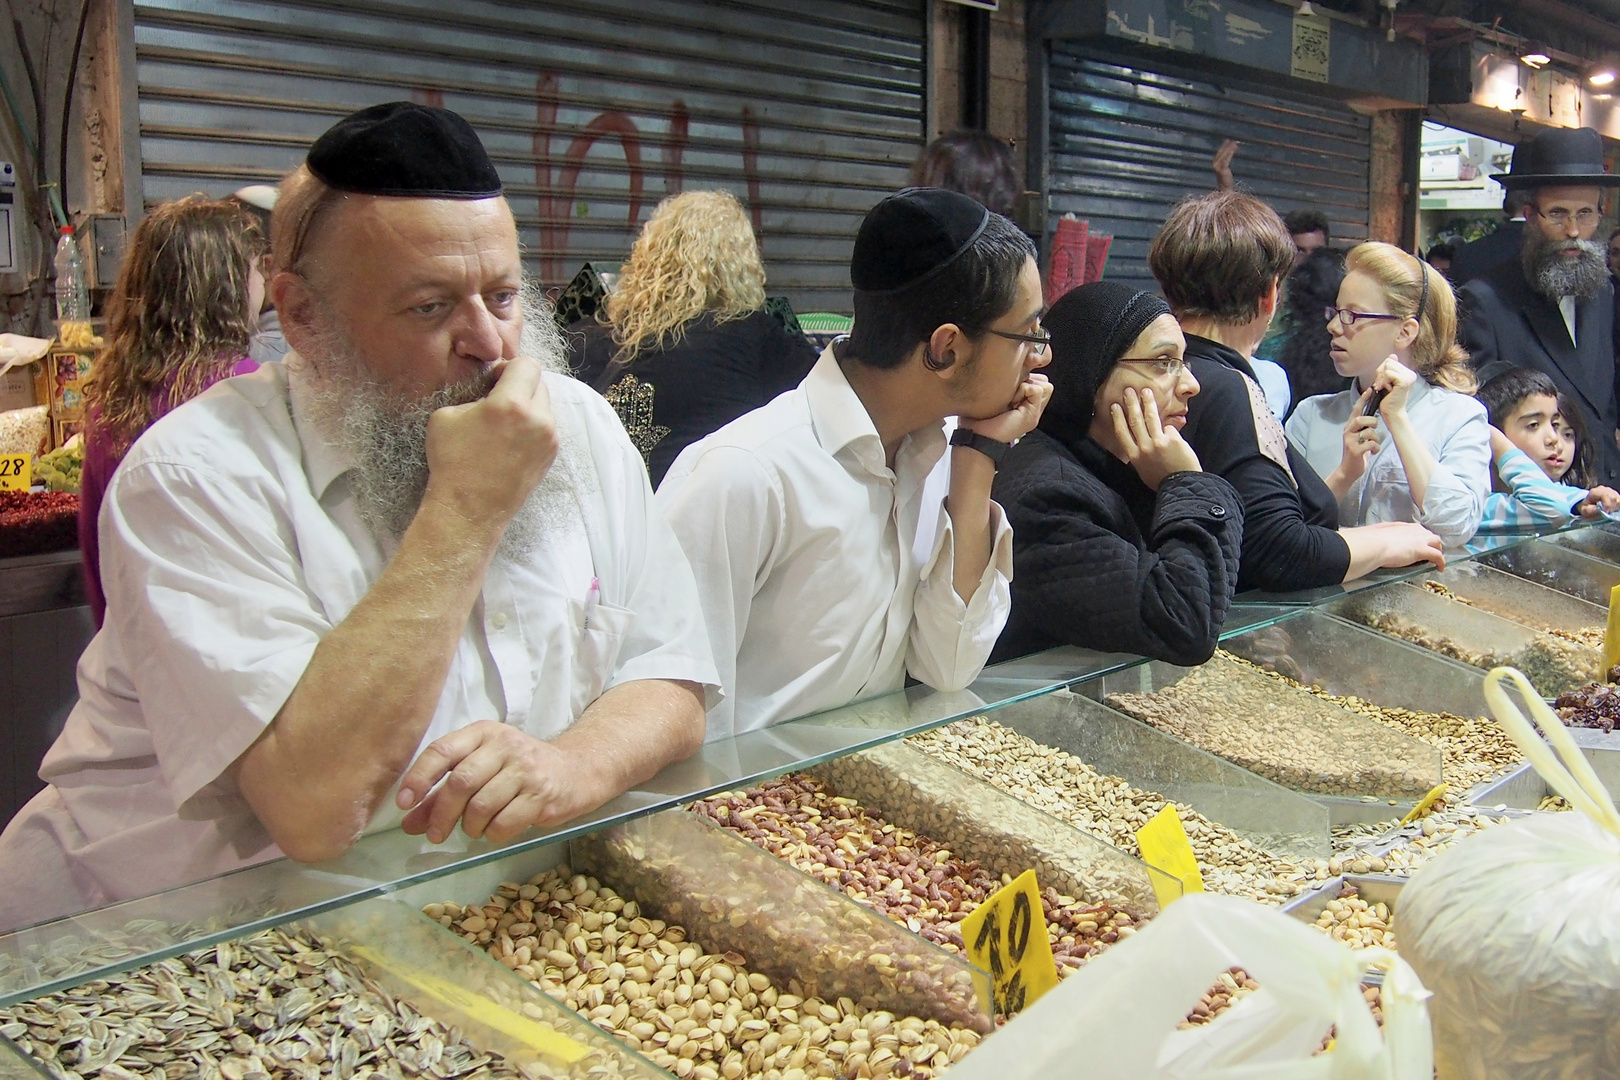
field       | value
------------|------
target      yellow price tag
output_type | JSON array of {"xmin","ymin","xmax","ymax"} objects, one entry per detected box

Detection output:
[
  {"xmin": 0, "ymin": 453, "xmax": 29, "ymax": 492},
  {"xmin": 1605, "ymin": 584, "xmax": 1620, "ymax": 677},
  {"xmin": 959, "ymin": 869, "xmax": 1060, "ymax": 1015},
  {"xmin": 1400, "ymin": 783, "xmax": 1450, "ymax": 826},
  {"xmin": 1136, "ymin": 805, "xmax": 1204, "ymax": 908},
  {"xmin": 349, "ymin": 945, "xmax": 589, "ymax": 1064}
]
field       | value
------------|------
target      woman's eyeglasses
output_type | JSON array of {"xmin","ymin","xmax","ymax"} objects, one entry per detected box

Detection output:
[
  {"xmin": 1116, "ymin": 356, "xmax": 1186, "ymax": 379},
  {"xmin": 1324, "ymin": 306, "xmax": 1406, "ymax": 328},
  {"xmin": 988, "ymin": 327, "xmax": 1052, "ymax": 356}
]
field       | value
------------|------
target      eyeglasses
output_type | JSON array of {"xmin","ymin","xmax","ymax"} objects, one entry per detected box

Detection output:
[
  {"xmin": 1116, "ymin": 356, "xmax": 1187, "ymax": 379},
  {"xmin": 1325, "ymin": 306, "xmax": 1406, "ymax": 328},
  {"xmin": 987, "ymin": 326, "xmax": 1051, "ymax": 356},
  {"xmin": 1534, "ymin": 207, "xmax": 1602, "ymax": 227}
]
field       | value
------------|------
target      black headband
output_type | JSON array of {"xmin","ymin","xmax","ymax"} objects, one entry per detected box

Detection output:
[{"xmin": 1412, "ymin": 252, "xmax": 1429, "ymax": 325}]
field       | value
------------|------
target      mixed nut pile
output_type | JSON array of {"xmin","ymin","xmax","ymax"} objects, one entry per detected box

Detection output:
[
  {"xmin": 906, "ymin": 718, "xmax": 1310, "ymax": 903},
  {"xmin": 0, "ymin": 927, "xmax": 621, "ymax": 1080},
  {"xmin": 430, "ymin": 869, "xmax": 982, "ymax": 1080},
  {"xmin": 691, "ymin": 772, "xmax": 1139, "ymax": 974},
  {"xmin": 1347, "ymin": 602, "xmax": 1600, "ymax": 695},
  {"xmin": 1222, "ymin": 650, "xmax": 1522, "ymax": 789},
  {"xmin": 1104, "ymin": 656, "xmax": 1439, "ymax": 798}
]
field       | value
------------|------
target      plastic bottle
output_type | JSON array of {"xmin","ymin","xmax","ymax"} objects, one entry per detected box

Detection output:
[{"xmin": 54, "ymin": 225, "xmax": 89, "ymax": 324}]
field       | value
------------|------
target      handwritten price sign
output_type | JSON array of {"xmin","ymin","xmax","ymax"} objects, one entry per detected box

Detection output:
[
  {"xmin": 0, "ymin": 453, "xmax": 30, "ymax": 492},
  {"xmin": 960, "ymin": 870, "xmax": 1059, "ymax": 1015}
]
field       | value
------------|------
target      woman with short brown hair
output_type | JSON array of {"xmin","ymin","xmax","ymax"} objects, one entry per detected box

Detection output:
[{"xmin": 1149, "ymin": 191, "xmax": 1445, "ymax": 590}]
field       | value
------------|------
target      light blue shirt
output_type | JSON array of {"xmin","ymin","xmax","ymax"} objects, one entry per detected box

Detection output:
[
  {"xmin": 1285, "ymin": 377, "xmax": 1491, "ymax": 547},
  {"xmin": 1248, "ymin": 357, "xmax": 1291, "ymax": 419},
  {"xmin": 1477, "ymin": 446, "xmax": 1586, "ymax": 534}
]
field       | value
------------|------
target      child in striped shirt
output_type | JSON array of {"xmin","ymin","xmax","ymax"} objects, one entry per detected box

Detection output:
[{"xmin": 1475, "ymin": 367, "xmax": 1620, "ymax": 534}]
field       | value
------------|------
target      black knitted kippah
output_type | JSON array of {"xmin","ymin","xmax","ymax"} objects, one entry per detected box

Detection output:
[
  {"xmin": 307, "ymin": 101, "xmax": 503, "ymax": 199},
  {"xmin": 850, "ymin": 187, "xmax": 991, "ymax": 293},
  {"xmin": 1038, "ymin": 281, "xmax": 1175, "ymax": 437}
]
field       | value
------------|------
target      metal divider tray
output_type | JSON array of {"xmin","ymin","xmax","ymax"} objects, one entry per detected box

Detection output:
[
  {"xmin": 1550, "ymin": 522, "xmax": 1620, "ymax": 567},
  {"xmin": 1479, "ymin": 539, "xmax": 1620, "ymax": 608},
  {"xmin": 1468, "ymin": 736, "xmax": 1620, "ymax": 811},
  {"xmin": 1280, "ymin": 875, "xmax": 1406, "ymax": 987},
  {"xmin": 1324, "ymin": 581, "xmax": 1604, "ymax": 696},
  {"xmin": 1412, "ymin": 562, "xmax": 1608, "ymax": 637}
]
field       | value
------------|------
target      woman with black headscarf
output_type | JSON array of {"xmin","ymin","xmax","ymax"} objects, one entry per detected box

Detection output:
[{"xmin": 990, "ymin": 281, "xmax": 1246, "ymax": 665}]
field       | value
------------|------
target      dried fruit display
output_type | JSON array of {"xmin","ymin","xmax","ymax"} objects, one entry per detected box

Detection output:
[
  {"xmin": 1554, "ymin": 682, "xmax": 1620, "ymax": 732},
  {"xmin": 0, "ymin": 489, "xmax": 77, "ymax": 558}
]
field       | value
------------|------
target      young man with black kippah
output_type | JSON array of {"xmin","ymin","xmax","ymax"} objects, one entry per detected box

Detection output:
[
  {"xmin": 658, "ymin": 188, "xmax": 1053, "ymax": 739},
  {"xmin": 0, "ymin": 102, "xmax": 718, "ymax": 926}
]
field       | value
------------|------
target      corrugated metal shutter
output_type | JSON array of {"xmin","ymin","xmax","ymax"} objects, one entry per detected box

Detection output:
[
  {"xmin": 131, "ymin": 0, "xmax": 925, "ymax": 313},
  {"xmin": 1046, "ymin": 47, "xmax": 1372, "ymax": 291}
]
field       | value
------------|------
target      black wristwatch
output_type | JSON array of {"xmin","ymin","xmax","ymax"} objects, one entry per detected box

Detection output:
[{"xmin": 949, "ymin": 428, "xmax": 1011, "ymax": 467}]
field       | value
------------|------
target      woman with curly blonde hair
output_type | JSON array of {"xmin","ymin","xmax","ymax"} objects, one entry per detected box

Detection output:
[
  {"xmin": 572, "ymin": 189, "xmax": 815, "ymax": 485},
  {"xmin": 80, "ymin": 194, "xmax": 267, "ymax": 624}
]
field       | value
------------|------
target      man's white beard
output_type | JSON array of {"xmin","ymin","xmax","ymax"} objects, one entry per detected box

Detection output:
[
  {"xmin": 1523, "ymin": 232, "xmax": 1610, "ymax": 303},
  {"xmin": 297, "ymin": 284, "xmax": 584, "ymax": 563}
]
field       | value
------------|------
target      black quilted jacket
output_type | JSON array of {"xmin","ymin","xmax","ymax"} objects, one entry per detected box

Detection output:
[{"xmin": 990, "ymin": 430, "xmax": 1245, "ymax": 666}]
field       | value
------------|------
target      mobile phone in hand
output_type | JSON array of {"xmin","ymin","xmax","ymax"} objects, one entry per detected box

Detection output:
[{"xmin": 1362, "ymin": 387, "xmax": 1389, "ymax": 417}]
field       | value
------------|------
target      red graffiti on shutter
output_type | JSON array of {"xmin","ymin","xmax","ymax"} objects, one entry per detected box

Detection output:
[
  {"xmin": 410, "ymin": 88, "xmax": 445, "ymax": 109},
  {"xmin": 663, "ymin": 100, "xmax": 689, "ymax": 197},
  {"xmin": 742, "ymin": 106, "xmax": 763, "ymax": 249}
]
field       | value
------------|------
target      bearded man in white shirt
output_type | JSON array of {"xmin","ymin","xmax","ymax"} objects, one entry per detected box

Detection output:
[
  {"xmin": 658, "ymin": 188, "xmax": 1052, "ymax": 739},
  {"xmin": 0, "ymin": 103, "xmax": 718, "ymax": 928}
]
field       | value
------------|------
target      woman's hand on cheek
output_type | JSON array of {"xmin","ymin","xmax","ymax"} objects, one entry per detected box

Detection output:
[{"xmin": 1112, "ymin": 385, "xmax": 1201, "ymax": 491}]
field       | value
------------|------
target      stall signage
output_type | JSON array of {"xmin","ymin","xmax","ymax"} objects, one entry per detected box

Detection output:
[
  {"xmin": 960, "ymin": 869, "xmax": 1060, "ymax": 1014},
  {"xmin": 0, "ymin": 452, "xmax": 29, "ymax": 491},
  {"xmin": 1290, "ymin": 9, "xmax": 1330, "ymax": 83},
  {"xmin": 1136, "ymin": 805, "xmax": 1204, "ymax": 908},
  {"xmin": 1606, "ymin": 584, "xmax": 1620, "ymax": 677}
]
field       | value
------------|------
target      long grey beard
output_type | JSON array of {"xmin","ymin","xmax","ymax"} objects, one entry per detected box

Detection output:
[
  {"xmin": 1524, "ymin": 233, "xmax": 1610, "ymax": 302},
  {"xmin": 300, "ymin": 285, "xmax": 584, "ymax": 563}
]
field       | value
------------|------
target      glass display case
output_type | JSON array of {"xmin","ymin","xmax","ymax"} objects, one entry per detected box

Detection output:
[
  {"xmin": 1410, "ymin": 563, "xmax": 1607, "ymax": 639},
  {"xmin": 2, "ymin": 521, "xmax": 1615, "ymax": 1078},
  {"xmin": 1548, "ymin": 521, "xmax": 1620, "ymax": 567},
  {"xmin": 1479, "ymin": 538, "xmax": 1620, "ymax": 608},
  {"xmin": 1325, "ymin": 580, "xmax": 1604, "ymax": 696}
]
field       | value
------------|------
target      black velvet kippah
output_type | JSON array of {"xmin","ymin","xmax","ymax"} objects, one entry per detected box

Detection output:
[
  {"xmin": 850, "ymin": 187, "xmax": 991, "ymax": 293},
  {"xmin": 1038, "ymin": 281, "xmax": 1174, "ymax": 437},
  {"xmin": 307, "ymin": 101, "xmax": 503, "ymax": 199}
]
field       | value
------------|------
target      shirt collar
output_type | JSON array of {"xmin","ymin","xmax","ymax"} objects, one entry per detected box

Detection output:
[
  {"xmin": 285, "ymin": 353, "xmax": 356, "ymax": 501},
  {"xmin": 804, "ymin": 343, "xmax": 889, "ymax": 476}
]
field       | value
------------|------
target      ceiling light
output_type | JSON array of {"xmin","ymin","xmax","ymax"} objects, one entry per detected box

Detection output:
[
  {"xmin": 1522, "ymin": 52, "xmax": 1551, "ymax": 68},
  {"xmin": 1592, "ymin": 70, "xmax": 1616, "ymax": 87}
]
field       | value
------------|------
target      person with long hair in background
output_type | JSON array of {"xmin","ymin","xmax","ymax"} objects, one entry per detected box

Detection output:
[
  {"xmin": 571, "ymin": 190, "xmax": 816, "ymax": 486},
  {"xmin": 79, "ymin": 195, "xmax": 267, "ymax": 625},
  {"xmin": 1287, "ymin": 241, "xmax": 1491, "ymax": 547}
]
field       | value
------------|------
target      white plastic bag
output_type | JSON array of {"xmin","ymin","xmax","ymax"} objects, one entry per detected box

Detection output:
[
  {"xmin": 1400, "ymin": 667, "xmax": 1620, "ymax": 1080},
  {"xmin": 946, "ymin": 892, "xmax": 1433, "ymax": 1080}
]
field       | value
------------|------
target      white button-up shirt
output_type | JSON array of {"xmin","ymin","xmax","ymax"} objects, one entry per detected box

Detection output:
[
  {"xmin": 0, "ymin": 361, "xmax": 717, "ymax": 925},
  {"xmin": 657, "ymin": 347, "xmax": 1013, "ymax": 741},
  {"xmin": 1286, "ymin": 377, "xmax": 1491, "ymax": 547}
]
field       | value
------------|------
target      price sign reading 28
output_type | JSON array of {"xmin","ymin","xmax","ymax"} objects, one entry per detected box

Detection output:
[
  {"xmin": 959, "ymin": 869, "xmax": 1059, "ymax": 1015},
  {"xmin": 0, "ymin": 454, "xmax": 31, "ymax": 492}
]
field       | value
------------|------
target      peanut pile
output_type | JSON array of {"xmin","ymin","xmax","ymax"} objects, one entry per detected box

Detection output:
[
  {"xmin": 429, "ymin": 870, "xmax": 982, "ymax": 1080},
  {"xmin": 692, "ymin": 774, "xmax": 1137, "ymax": 974},
  {"xmin": 1309, "ymin": 884, "xmax": 1396, "ymax": 951},
  {"xmin": 907, "ymin": 718, "xmax": 1310, "ymax": 903},
  {"xmin": 1223, "ymin": 650, "xmax": 1522, "ymax": 790}
]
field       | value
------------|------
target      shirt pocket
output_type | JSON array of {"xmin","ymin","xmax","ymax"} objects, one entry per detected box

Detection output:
[{"xmin": 568, "ymin": 595, "xmax": 634, "ymax": 718}]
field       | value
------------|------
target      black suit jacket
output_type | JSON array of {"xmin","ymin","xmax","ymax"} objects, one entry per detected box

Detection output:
[
  {"xmin": 1449, "ymin": 220, "xmax": 1525, "ymax": 285},
  {"xmin": 1460, "ymin": 260, "xmax": 1620, "ymax": 485}
]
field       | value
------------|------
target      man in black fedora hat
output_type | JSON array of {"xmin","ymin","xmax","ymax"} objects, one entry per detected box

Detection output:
[{"xmin": 1460, "ymin": 126, "xmax": 1620, "ymax": 486}]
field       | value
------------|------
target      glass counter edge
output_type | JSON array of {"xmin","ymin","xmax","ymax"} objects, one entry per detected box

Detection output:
[{"xmin": 0, "ymin": 526, "xmax": 1578, "ymax": 1004}]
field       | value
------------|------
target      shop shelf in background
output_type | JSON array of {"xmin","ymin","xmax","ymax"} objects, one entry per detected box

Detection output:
[
  {"xmin": 957, "ymin": 690, "xmax": 1331, "ymax": 861},
  {"xmin": 1479, "ymin": 538, "xmax": 1620, "ymax": 608},
  {"xmin": 1072, "ymin": 655, "xmax": 1442, "ymax": 802},
  {"xmin": 807, "ymin": 739, "xmax": 1175, "ymax": 920},
  {"xmin": 1411, "ymin": 562, "xmax": 1607, "ymax": 645},
  {"xmin": 1327, "ymin": 581, "xmax": 1603, "ymax": 696}
]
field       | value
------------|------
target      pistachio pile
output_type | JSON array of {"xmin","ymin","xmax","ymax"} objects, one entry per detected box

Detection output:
[
  {"xmin": 1104, "ymin": 656, "xmax": 1439, "ymax": 798},
  {"xmin": 907, "ymin": 718, "xmax": 1310, "ymax": 903},
  {"xmin": 1223, "ymin": 650, "xmax": 1522, "ymax": 789},
  {"xmin": 1309, "ymin": 884, "xmax": 1396, "ymax": 951},
  {"xmin": 692, "ymin": 773, "xmax": 1137, "ymax": 974},
  {"xmin": 430, "ymin": 869, "xmax": 983, "ymax": 1080},
  {"xmin": 0, "ymin": 927, "xmax": 620, "ymax": 1080}
]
